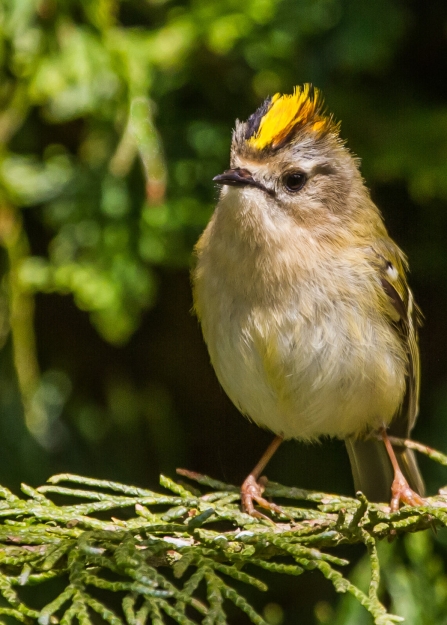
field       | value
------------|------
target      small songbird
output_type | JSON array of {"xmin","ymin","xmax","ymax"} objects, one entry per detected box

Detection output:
[{"xmin": 192, "ymin": 85, "xmax": 425, "ymax": 516}]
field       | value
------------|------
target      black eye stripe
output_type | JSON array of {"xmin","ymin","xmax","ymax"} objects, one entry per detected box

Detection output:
[{"xmin": 284, "ymin": 172, "xmax": 307, "ymax": 192}]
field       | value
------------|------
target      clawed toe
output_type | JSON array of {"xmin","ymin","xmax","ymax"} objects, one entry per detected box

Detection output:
[
  {"xmin": 390, "ymin": 469, "xmax": 424, "ymax": 512},
  {"xmin": 381, "ymin": 429, "xmax": 425, "ymax": 512},
  {"xmin": 241, "ymin": 474, "xmax": 287, "ymax": 520}
]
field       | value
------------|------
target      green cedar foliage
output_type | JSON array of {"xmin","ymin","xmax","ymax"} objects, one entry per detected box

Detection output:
[{"xmin": 0, "ymin": 438, "xmax": 446, "ymax": 625}]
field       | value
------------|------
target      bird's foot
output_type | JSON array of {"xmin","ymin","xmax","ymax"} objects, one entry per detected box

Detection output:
[
  {"xmin": 241, "ymin": 474, "xmax": 286, "ymax": 520},
  {"xmin": 390, "ymin": 468, "xmax": 424, "ymax": 512}
]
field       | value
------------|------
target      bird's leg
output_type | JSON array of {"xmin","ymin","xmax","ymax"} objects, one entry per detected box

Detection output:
[
  {"xmin": 381, "ymin": 428, "xmax": 424, "ymax": 512},
  {"xmin": 241, "ymin": 435, "xmax": 285, "ymax": 519}
]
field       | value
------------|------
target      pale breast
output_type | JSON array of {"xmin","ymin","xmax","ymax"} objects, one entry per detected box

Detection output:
[{"xmin": 194, "ymin": 247, "xmax": 408, "ymax": 442}]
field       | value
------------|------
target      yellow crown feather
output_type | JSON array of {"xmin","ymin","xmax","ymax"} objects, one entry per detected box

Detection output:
[{"xmin": 247, "ymin": 84, "xmax": 335, "ymax": 150}]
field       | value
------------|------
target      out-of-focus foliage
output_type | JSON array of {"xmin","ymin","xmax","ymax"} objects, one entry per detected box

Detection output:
[
  {"xmin": 0, "ymin": 1, "xmax": 447, "ymax": 624},
  {"xmin": 2, "ymin": 0, "xmax": 447, "ymax": 346}
]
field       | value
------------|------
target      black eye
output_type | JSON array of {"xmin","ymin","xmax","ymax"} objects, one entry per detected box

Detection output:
[{"xmin": 284, "ymin": 172, "xmax": 306, "ymax": 192}]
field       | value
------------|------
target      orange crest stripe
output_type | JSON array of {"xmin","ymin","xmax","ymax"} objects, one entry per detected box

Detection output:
[{"xmin": 247, "ymin": 85, "xmax": 335, "ymax": 150}]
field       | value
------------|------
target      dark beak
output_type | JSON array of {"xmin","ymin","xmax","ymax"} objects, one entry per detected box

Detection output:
[{"xmin": 213, "ymin": 168, "xmax": 273, "ymax": 195}]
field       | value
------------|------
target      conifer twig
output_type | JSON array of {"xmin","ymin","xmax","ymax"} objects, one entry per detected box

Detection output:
[{"xmin": 0, "ymin": 438, "xmax": 443, "ymax": 624}]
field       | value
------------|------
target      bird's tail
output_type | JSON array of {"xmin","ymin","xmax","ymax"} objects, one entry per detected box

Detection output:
[{"xmin": 345, "ymin": 437, "xmax": 425, "ymax": 503}]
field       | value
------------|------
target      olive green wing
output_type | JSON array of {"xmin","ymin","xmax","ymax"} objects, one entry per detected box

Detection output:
[
  {"xmin": 346, "ymin": 239, "xmax": 424, "ymax": 501},
  {"xmin": 373, "ymin": 239, "xmax": 422, "ymax": 435}
]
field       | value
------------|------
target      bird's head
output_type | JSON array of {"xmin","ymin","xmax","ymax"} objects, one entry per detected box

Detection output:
[{"xmin": 214, "ymin": 85, "xmax": 368, "ymax": 229}]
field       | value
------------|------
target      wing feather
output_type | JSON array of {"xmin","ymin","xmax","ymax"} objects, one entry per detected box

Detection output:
[
  {"xmin": 347, "ymin": 240, "xmax": 425, "ymax": 501},
  {"xmin": 372, "ymin": 240, "xmax": 422, "ymax": 434}
]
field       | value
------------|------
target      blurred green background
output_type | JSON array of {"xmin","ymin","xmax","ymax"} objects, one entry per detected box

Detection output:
[{"xmin": 1, "ymin": 0, "xmax": 447, "ymax": 623}]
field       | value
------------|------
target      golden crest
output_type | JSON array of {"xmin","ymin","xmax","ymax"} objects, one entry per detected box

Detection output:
[{"xmin": 247, "ymin": 84, "xmax": 337, "ymax": 150}]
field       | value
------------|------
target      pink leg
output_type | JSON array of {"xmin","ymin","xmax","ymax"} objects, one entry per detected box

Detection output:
[
  {"xmin": 241, "ymin": 436, "xmax": 285, "ymax": 518},
  {"xmin": 382, "ymin": 429, "xmax": 424, "ymax": 512}
]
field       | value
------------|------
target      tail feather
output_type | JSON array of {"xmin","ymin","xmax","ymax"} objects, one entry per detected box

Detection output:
[{"xmin": 345, "ymin": 437, "xmax": 424, "ymax": 503}]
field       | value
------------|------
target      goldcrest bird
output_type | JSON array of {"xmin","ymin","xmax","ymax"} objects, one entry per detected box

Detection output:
[{"xmin": 192, "ymin": 84, "xmax": 425, "ymax": 516}]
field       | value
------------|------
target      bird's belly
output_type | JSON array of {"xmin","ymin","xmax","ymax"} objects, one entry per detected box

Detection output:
[{"xmin": 204, "ymin": 296, "xmax": 407, "ymax": 441}]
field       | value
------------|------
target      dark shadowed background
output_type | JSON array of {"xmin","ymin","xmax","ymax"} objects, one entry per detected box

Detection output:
[{"xmin": 1, "ymin": 1, "xmax": 447, "ymax": 622}]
